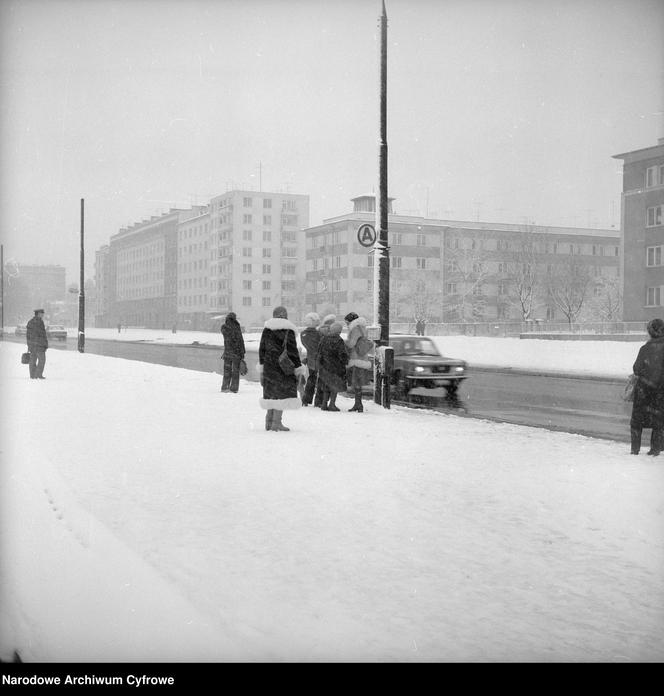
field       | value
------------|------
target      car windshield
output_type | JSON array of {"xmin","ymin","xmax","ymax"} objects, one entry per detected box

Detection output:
[{"xmin": 392, "ymin": 338, "xmax": 439, "ymax": 356}]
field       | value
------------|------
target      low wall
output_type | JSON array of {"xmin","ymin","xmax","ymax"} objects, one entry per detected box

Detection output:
[{"xmin": 519, "ymin": 333, "xmax": 645, "ymax": 342}]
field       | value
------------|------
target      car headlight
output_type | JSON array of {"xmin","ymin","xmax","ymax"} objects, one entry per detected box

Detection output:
[
  {"xmin": 413, "ymin": 366, "xmax": 430, "ymax": 373},
  {"xmin": 454, "ymin": 366, "xmax": 465, "ymax": 373}
]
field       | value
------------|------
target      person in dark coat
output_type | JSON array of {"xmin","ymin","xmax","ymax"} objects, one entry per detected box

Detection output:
[
  {"xmin": 630, "ymin": 317, "xmax": 664, "ymax": 455},
  {"xmin": 317, "ymin": 321, "xmax": 348, "ymax": 411},
  {"xmin": 258, "ymin": 306, "xmax": 307, "ymax": 431},
  {"xmin": 299, "ymin": 312, "xmax": 321, "ymax": 406},
  {"xmin": 26, "ymin": 308, "xmax": 48, "ymax": 379},
  {"xmin": 313, "ymin": 313, "xmax": 336, "ymax": 407},
  {"xmin": 344, "ymin": 312, "xmax": 372, "ymax": 413},
  {"xmin": 220, "ymin": 312, "xmax": 245, "ymax": 393}
]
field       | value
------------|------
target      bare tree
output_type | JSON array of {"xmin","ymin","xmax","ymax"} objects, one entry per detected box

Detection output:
[
  {"xmin": 443, "ymin": 241, "xmax": 492, "ymax": 322},
  {"xmin": 399, "ymin": 270, "xmax": 442, "ymax": 325},
  {"xmin": 546, "ymin": 257, "xmax": 594, "ymax": 326},
  {"xmin": 503, "ymin": 231, "xmax": 541, "ymax": 320},
  {"xmin": 582, "ymin": 273, "xmax": 623, "ymax": 322}
]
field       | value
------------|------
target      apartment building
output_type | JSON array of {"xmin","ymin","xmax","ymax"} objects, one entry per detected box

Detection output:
[
  {"xmin": 613, "ymin": 137, "xmax": 664, "ymax": 321},
  {"xmin": 304, "ymin": 195, "xmax": 620, "ymax": 323},
  {"xmin": 208, "ymin": 190, "xmax": 309, "ymax": 327},
  {"xmin": 177, "ymin": 206, "xmax": 211, "ymax": 330}
]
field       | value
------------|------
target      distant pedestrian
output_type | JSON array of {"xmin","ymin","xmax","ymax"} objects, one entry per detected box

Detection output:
[
  {"xmin": 220, "ymin": 312, "xmax": 245, "ymax": 393},
  {"xmin": 258, "ymin": 306, "xmax": 306, "ymax": 431},
  {"xmin": 117, "ymin": 322, "xmax": 122, "ymax": 334},
  {"xmin": 317, "ymin": 321, "xmax": 348, "ymax": 411},
  {"xmin": 415, "ymin": 319, "xmax": 426, "ymax": 336},
  {"xmin": 630, "ymin": 318, "xmax": 664, "ymax": 455},
  {"xmin": 26, "ymin": 309, "xmax": 48, "ymax": 379},
  {"xmin": 313, "ymin": 314, "xmax": 336, "ymax": 408},
  {"xmin": 344, "ymin": 312, "xmax": 372, "ymax": 413},
  {"xmin": 299, "ymin": 312, "xmax": 321, "ymax": 406}
]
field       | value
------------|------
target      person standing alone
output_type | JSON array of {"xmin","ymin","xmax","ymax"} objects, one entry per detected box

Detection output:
[
  {"xmin": 344, "ymin": 312, "xmax": 372, "ymax": 412},
  {"xmin": 299, "ymin": 312, "xmax": 321, "ymax": 406},
  {"xmin": 630, "ymin": 317, "xmax": 664, "ymax": 455},
  {"xmin": 26, "ymin": 309, "xmax": 48, "ymax": 379},
  {"xmin": 220, "ymin": 312, "xmax": 245, "ymax": 393}
]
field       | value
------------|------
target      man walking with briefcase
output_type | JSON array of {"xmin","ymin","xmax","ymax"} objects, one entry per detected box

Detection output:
[{"xmin": 26, "ymin": 308, "xmax": 48, "ymax": 379}]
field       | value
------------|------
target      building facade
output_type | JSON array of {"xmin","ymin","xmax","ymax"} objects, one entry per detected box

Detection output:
[
  {"xmin": 177, "ymin": 206, "xmax": 211, "ymax": 330},
  {"xmin": 613, "ymin": 138, "xmax": 664, "ymax": 322},
  {"xmin": 208, "ymin": 190, "xmax": 309, "ymax": 328},
  {"xmin": 304, "ymin": 196, "xmax": 620, "ymax": 325}
]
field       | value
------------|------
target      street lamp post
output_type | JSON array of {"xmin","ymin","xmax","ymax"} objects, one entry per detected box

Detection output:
[{"xmin": 78, "ymin": 198, "xmax": 85, "ymax": 353}]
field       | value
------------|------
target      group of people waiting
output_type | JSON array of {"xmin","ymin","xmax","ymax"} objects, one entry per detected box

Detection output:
[{"xmin": 219, "ymin": 306, "xmax": 372, "ymax": 432}]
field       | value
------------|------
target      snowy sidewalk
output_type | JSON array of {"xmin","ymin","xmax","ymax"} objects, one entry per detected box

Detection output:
[{"xmin": 1, "ymin": 342, "xmax": 662, "ymax": 662}]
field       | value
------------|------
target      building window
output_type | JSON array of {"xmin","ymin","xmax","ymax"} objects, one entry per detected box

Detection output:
[
  {"xmin": 283, "ymin": 200, "xmax": 297, "ymax": 211},
  {"xmin": 242, "ymin": 230, "xmax": 252, "ymax": 241},
  {"xmin": 242, "ymin": 264, "xmax": 252, "ymax": 273},
  {"xmin": 263, "ymin": 248, "xmax": 271, "ymax": 258},
  {"xmin": 283, "ymin": 247, "xmax": 297, "ymax": 258},
  {"xmin": 647, "ymin": 246, "xmax": 663, "ymax": 267},
  {"xmin": 393, "ymin": 233, "xmax": 402, "ymax": 245},
  {"xmin": 263, "ymin": 198, "xmax": 272, "ymax": 208},
  {"xmin": 646, "ymin": 165, "xmax": 664, "ymax": 188},
  {"xmin": 243, "ymin": 197, "xmax": 252, "ymax": 207},
  {"xmin": 646, "ymin": 286, "xmax": 662, "ymax": 307},
  {"xmin": 335, "ymin": 256, "xmax": 341, "ymax": 268},
  {"xmin": 416, "ymin": 234, "xmax": 426, "ymax": 246},
  {"xmin": 499, "ymin": 283, "xmax": 508, "ymax": 295},
  {"xmin": 243, "ymin": 214, "xmax": 252, "ymax": 224},
  {"xmin": 367, "ymin": 255, "xmax": 374, "ymax": 267},
  {"xmin": 646, "ymin": 206, "xmax": 663, "ymax": 227},
  {"xmin": 416, "ymin": 258, "xmax": 426, "ymax": 270},
  {"xmin": 242, "ymin": 296, "xmax": 252, "ymax": 306},
  {"xmin": 282, "ymin": 214, "xmax": 298, "ymax": 226},
  {"xmin": 283, "ymin": 264, "xmax": 296, "ymax": 275},
  {"xmin": 262, "ymin": 297, "xmax": 271, "ymax": 306},
  {"xmin": 445, "ymin": 283, "xmax": 457, "ymax": 294},
  {"xmin": 242, "ymin": 247, "xmax": 252, "ymax": 257},
  {"xmin": 391, "ymin": 256, "xmax": 402, "ymax": 268},
  {"xmin": 263, "ymin": 280, "xmax": 271, "ymax": 290},
  {"xmin": 262, "ymin": 264, "xmax": 271, "ymax": 274},
  {"xmin": 263, "ymin": 230, "xmax": 272, "ymax": 242},
  {"xmin": 282, "ymin": 230, "xmax": 297, "ymax": 242},
  {"xmin": 243, "ymin": 280, "xmax": 252, "ymax": 290},
  {"xmin": 263, "ymin": 215, "xmax": 272, "ymax": 226}
]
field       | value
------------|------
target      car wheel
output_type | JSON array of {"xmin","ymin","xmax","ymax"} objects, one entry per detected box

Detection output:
[{"xmin": 446, "ymin": 382, "xmax": 459, "ymax": 397}]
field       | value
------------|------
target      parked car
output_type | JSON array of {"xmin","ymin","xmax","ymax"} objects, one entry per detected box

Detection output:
[
  {"xmin": 46, "ymin": 324, "xmax": 68, "ymax": 341},
  {"xmin": 14, "ymin": 325, "xmax": 26, "ymax": 336},
  {"xmin": 386, "ymin": 335, "xmax": 468, "ymax": 400}
]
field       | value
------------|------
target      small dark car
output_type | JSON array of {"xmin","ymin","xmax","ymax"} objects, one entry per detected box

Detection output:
[
  {"xmin": 46, "ymin": 325, "xmax": 68, "ymax": 341},
  {"xmin": 388, "ymin": 335, "xmax": 468, "ymax": 399}
]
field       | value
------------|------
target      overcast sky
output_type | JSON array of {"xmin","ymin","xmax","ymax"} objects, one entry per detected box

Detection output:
[{"xmin": 1, "ymin": 0, "xmax": 662, "ymax": 284}]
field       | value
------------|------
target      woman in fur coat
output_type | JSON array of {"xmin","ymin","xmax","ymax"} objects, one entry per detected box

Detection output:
[
  {"xmin": 317, "ymin": 321, "xmax": 348, "ymax": 411},
  {"xmin": 258, "ymin": 306, "xmax": 307, "ymax": 431},
  {"xmin": 312, "ymin": 313, "xmax": 336, "ymax": 407},
  {"xmin": 344, "ymin": 312, "xmax": 372, "ymax": 412},
  {"xmin": 630, "ymin": 317, "xmax": 664, "ymax": 455},
  {"xmin": 299, "ymin": 312, "xmax": 321, "ymax": 406}
]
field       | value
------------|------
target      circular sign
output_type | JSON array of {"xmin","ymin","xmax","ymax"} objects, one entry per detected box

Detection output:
[{"xmin": 357, "ymin": 223, "xmax": 377, "ymax": 247}]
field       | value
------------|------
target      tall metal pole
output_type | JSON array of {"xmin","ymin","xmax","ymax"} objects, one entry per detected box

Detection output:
[
  {"xmin": 78, "ymin": 198, "xmax": 85, "ymax": 353},
  {"xmin": 374, "ymin": 0, "xmax": 390, "ymax": 403},
  {"xmin": 1, "ymin": 244, "xmax": 4, "ymax": 335}
]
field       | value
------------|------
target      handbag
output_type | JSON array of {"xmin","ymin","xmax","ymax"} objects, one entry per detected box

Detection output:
[
  {"xmin": 21, "ymin": 352, "xmax": 30, "ymax": 365},
  {"xmin": 239, "ymin": 358, "xmax": 248, "ymax": 376},
  {"xmin": 623, "ymin": 374, "xmax": 637, "ymax": 402},
  {"xmin": 278, "ymin": 332, "xmax": 295, "ymax": 376}
]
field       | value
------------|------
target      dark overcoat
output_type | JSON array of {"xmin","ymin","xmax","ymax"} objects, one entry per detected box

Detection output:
[
  {"xmin": 631, "ymin": 335, "xmax": 664, "ymax": 429},
  {"xmin": 259, "ymin": 317, "xmax": 306, "ymax": 410},
  {"xmin": 318, "ymin": 334, "xmax": 348, "ymax": 393},
  {"xmin": 26, "ymin": 316, "xmax": 48, "ymax": 351},
  {"xmin": 221, "ymin": 317, "xmax": 245, "ymax": 359},
  {"xmin": 300, "ymin": 326, "xmax": 321, "ymax": 371}
]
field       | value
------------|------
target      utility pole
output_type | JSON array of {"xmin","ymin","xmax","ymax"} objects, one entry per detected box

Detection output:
[
  {"xmin": 1, "ymin": 244, "xmax": 4, "ymax": 335},
  {"xmin": 78, "ymin": 198, "xmax": 85, "ymax": 353},
  {"xmin": 373, "ymin": 0, "xmax": 391, "ymax": 404}
]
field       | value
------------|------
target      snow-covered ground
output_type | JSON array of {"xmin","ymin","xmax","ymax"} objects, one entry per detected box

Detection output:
[{"xmin": 1, "ymin": 338, "xmax": 662, "ymax": 663}]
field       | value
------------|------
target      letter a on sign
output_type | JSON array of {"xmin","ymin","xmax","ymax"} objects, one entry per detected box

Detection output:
[{"xmin": 357, "ymin": 223, "xmax": 377, "ymax": 247}]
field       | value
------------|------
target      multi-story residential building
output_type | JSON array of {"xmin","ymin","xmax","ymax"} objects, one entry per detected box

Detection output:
[
  {"xmin": 304, "ymin": 195, "xmax": 620, "ymax": 324},
  {"xmin": 208, "ymin": 190, "xmax": 309, "ymax": 327},
  {"xmin": 613, "ymin": 137, "xmax": 664, "ymax": 321},
  {"xmin": 177, "ymin": 206, "xmax": 211, "ymax": 330},
  {"xmin": 106, "ymin": 207, "xmax": 204, "ymax": 329},
  {"xmin": 94, "ymin": 245, "xmax": 110, "ymax": 327}
]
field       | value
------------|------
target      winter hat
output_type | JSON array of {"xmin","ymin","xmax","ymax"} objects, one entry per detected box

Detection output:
[
  {"xmin": 344, "ymin": 312, "xmax": 359, "ymax": 323},
  {"xmin": 272, "ymin": 306, "xmax": 288, "ymax": 319},
  {"xmin": 304, "ymin": 312, "xmax": 320, "ymax": 327},
  {"xmin": 34, "ymin": 309, "xmax": 45, "ymax": 315},
  {"xmin": 647, "ymin": 318, "xmax": 664, "ymax": 338},
  {"xmin": 226, "ymin": 311, "xmax": 237, "ymax": 322},
  {"xmin": 321, "ymin": 314, "xmax": 336, "ymax": 326},
  {"xmin": 329, "ymin": 321, "xmax": 343, "ymax": 335}
]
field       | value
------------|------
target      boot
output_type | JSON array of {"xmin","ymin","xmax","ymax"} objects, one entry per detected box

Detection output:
[
  {"xmin": 327, "ymin": 392, "xmax": 340, "ymax": 412},
  {"xmin": 265, "ymin": 409, "xmax": 274, "ymax": 431},
  {"xmin": 320, "ymin": 390, "xmax": 330, "ymax": 410},
  {"xmin": 631, "ymin": 426, "xmax": 642, "ymax": 455},
  {"xmin": 648, "ymin": 429, "xmax": 662, "ymax": 455},
  {"xmin": 349, "ymin": 392, "xmax": 363, "ymax": 412},
  {"xmin": 270, "ymin": 410, "xmax": 290, "ymax": 432}
]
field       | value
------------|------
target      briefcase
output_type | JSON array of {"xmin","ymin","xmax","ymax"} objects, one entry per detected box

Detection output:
[{"xmin": 21, "ymin": 352, "xmax": 30, "ymax": 365}]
